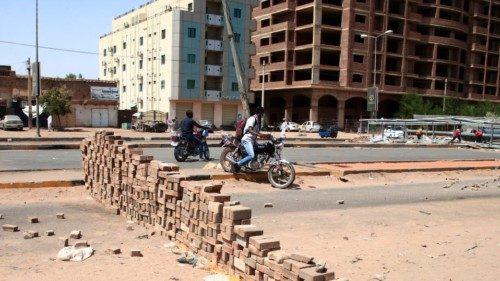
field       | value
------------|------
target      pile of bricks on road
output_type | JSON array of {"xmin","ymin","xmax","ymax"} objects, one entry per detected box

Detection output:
[{"xmin": 81, "ymin": 131, "xmax": 335, "ymax": 281}]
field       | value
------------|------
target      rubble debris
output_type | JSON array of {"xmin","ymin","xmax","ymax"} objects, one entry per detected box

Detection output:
[
  {"xmin": 70, "ymin": 230, "xmax": 82, "ymax": 239},
  {"xmin": 264, "ymin": 203, "xmax": 273, "ymax": 208},
  {"xmin": 339, "ymin": 177, "xmax": 349, "ymax": 182},
  {"xmin": 131, "ymin": 249, "xmax": 143, "ymax": 257},
  {"xmin": 57, "ymin": 246, "xmax": 94, "ymax": 262},
  {"xmin": 419, "ymin": 210, "xmax": 431, "ymax": 215},
  {"xmin": 74, "ymin": 241, "xmax": 89, "ymax": 248},
  {"xmin": 23, "ymin": 231, "xmax": 39, "ymax": 239},
  {"xmin": 28, "ymin": 217, "xmax": 39, "ymax": 223},
  {"xmin": 106, "ymin": 247, "xmax": 121, "ymax": 255},
  {"xmin": 59, "ymin": 237, "xmax": 69, "ymax": 247},
  {"xmin": 2, "ymin": 224, "xmax": 19, "ymax": 232},
  {"xmin": 56, "ymin": 213, "xmax": 65, "ymax": 219},
  {"xmin": 136, "ymin": 234, "xmax": 149, "ymax": 239},
  {"xmin": 45, "ymin": 230, "xmax": 55, "ymax": 236},
  {"xmin": 336, "ymin": 200, "xmax": 345, "ymax": 205}
]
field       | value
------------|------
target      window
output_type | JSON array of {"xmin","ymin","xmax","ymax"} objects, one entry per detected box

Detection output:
[
  {"xmin": 231, "ymin": 82, "xmax": 238, "ymax": 91},
  {"xmin": 103, "ymin": 49, "xmax": 107, "ymax": 57},
  {"xmin": 113, "ymin": 66, "xmax": 116, "ymax": 74},
  {"xmin": 187, "ymin": 79, "xmax": 196, "ymax": 89},
  {"xmin": 161, "ymin": 55, "xmax": 166, "ymax": 64},
  {"xmin": 139, "ymin": 83, "xmax": 143, "ymax": 92},
  {"xmin": 187, "ymin": 54, "xmax": 196, "ymax": 63},
  {"xmin": 139, "ymin": 60, "xmax": 143, "ymax": 69},
  {"xmin": 122, "ymin": 64, "xmax": 126, "ymax": 71},
  {"xmin": 123, "ymin": 42, "xmax": 126, "ymax": 49},
  {"xmin": 139, "ymin": 36, "xmax": 144, "ymax": 46},
  {"xmin": 113, "ymin": 45, "xmax": 117, "ymax": 53},
  {"xmin": 161, "ymin": 29, "xmax": 166, "ymax": 39},
  {"xmin": 352, "ymin": 74, "xmax": 363, "ymax": 83},
  {"xmin": 353, "ymin": 54, "xmax": 364, "ymax": 63},
  {"xmin": 354, "ymin": 35, "xmax": 365, "ymax": 43},
  {"xmin": 234, "ymin": 33, "xmax": 241, "ymax": 43},
  {"xmin": 161, "ymin": 80, "xmax": 165, "ymax": 89},
  {"xmin": 355, "ymin": 14, "xmax": 366, "ymax": 23},
  {"xmin": 188, "ymin": 27, "xmax": 196, "ymax": 38},
  {"xmin": 122, "ymin": 85, "xmax": 126, "ymax": 92},
  {"xmin": 234, "ymin": 8, "xmax": 242, "ymax": 18},
  {"xmin": 103, "ymin": 68, "xmax": 107, "ymax": 76},
  {"xmin": 188, "ymin": 3, "xmax": 193, "ymax": 11}
]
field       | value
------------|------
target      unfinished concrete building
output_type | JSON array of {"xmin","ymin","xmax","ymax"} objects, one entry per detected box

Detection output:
[{"xmin": 251, "ymin": 0, "xmax": 500, "ymax": 130}]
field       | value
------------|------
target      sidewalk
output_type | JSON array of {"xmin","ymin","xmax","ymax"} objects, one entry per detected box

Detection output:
[{"xmin": 1, "ymin": 160, "xmax": 498, "ymax": 189}]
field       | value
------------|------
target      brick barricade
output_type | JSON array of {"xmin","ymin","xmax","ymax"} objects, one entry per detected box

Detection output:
[{"xmin": 81, "ymin": 131, "xmax": 335, "ymax": 281}]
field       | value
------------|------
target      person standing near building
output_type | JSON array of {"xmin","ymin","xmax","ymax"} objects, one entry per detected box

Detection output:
[
  {"xmin": 280, "ymin": 119, "xmax": 289, "ymax": 139},
  {"xmin": 47, "ymin": 115, "xmax": 53, "ymax": 132}
]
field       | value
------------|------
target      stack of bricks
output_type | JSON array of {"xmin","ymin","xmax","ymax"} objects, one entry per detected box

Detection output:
[{"xmin": 81, "ymin": 131, "xmax": 335, "ymax": 281}]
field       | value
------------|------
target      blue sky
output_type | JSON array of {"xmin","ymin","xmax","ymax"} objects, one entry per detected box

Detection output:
[{"xmin": 0, "ymin": 0, "xmax": 147, "ymax": 79}]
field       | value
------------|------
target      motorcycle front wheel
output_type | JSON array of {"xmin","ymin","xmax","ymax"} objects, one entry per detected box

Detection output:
[
  {"xmin": 268, "ymin": 162, "xmax": 295, "ymax": 189},
  {"xmin": 174, "ymin": 144, "xmax": 188, "ymax": 162},
  {"xmin": 202, "ymin": 143, "xmax": 210, "ymax": 160}
]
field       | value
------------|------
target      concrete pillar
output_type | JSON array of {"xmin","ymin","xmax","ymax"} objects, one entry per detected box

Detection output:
[
  {"xmin": 309, "ymin": 95, "xmax": 319, "ymax": 122},
  {"xmin": 214, "ymin": 103, "xmax": 223, "ymax": 127},
  {"xmin": 337, "ymin": 99, "xmax": 346, "ymax": 129},
  {"xmin": 193, "ymin": 102, "xmax": 202, "ymax": 120},
  {"xmin": 284, "ymin": 95, "xmax": 293, "ymax": 121}
]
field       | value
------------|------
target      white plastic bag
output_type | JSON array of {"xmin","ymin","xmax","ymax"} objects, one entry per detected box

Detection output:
[{"xmin": 57, "ymin": 246, "xmax": 94, "ymax": 262}]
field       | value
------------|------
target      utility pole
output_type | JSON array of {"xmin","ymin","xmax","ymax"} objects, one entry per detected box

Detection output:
[
  {"xmin": 35, "ymin": 0, "xmax": 41, "ymax": 137},
  {"xmin": 261, "ymin": 62, "xmax": 265, "ymax": 108},
  {"xmin": 26, "ymin": 58, "xmax": 32, "ymax": 130},
  {"xmin": 442, "ymin": 78, "xmax": 447, "ymax": 113}
]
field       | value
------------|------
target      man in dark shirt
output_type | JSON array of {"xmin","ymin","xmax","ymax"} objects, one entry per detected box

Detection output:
[{"xmin": 179, "ymin": 110, "xmax": 209, "ymax": 159}]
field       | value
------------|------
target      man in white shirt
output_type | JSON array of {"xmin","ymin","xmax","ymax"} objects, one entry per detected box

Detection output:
[
  {"xmin": 233, "ymin": 107, "xmax": 266, "ymax": 172},
  {"xmin": 47, "ymin": 115, "xmax": 53, "ymax": 132},
  {"xmin": 280, "ymin": 119, "xmax": 288, "ymax": 139}
]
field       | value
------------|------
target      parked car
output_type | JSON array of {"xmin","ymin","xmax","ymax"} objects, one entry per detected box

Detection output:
[
  {"xmin": 199, "ymin": 119, "xmax": 215, "ymax": 132},
  {"xmin": 319, "ymin": 124, "xmax": 339, "ymax": 138},
  {"xmin": 286, "ymin": 122, "xmax": 300, "ymax": 132},
  {"xmin": 383, "ymin": 125, "xmax": 405, "ymax": 138},
  {"xmin": 0, "ymin": 115, "xmax": 23, "ymax": 131},
  {"xmin": 300, "ymin": 121, "xmax": 322, "ymax": 132}
]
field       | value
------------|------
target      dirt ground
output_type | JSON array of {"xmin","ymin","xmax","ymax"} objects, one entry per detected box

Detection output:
[{"xmin": 1, "ymin": 170, "xmax": 499, "ymax": 281}]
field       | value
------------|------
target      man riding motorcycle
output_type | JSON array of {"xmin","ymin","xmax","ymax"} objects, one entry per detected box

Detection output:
[
  {"xmin": 179, "ymin": 110, "xmax": 210, "ymax": 160},
  {"xmin": 232, "ymin": 107, "xmax": 267, "ymax": 172}
]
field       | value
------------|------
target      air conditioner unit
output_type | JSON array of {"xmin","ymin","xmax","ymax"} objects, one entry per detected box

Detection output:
[
  {"xmin": 124, "ymin": 22, "xmax": 130, "ymax": 28},
  {"xmin": 101, "ymin": 61, "xmax": 107, "ymax": 66},
  {"xmin": 137, "ymin": 74, "xmax": 143, "ymax": 79},
  {"xmin": 114, "ymin": 58, "xmax": 120, "ymax": 62},
  {"xmin": 137, "ymin": 51, "xmax": 143, "ymax": 57},
  {"xmin": 166, "ymin": 5, "xmax": 172, "ymax": 11}
]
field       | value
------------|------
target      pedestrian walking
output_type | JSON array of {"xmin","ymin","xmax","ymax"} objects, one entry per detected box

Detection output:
[
  {"xmin": 474, "ymin": 128, "xmax": 484, "ymax": 143},
  {"xmin": 280, "ymin": 119, "xmax": 289, "ymax": 139},
  {"xmin": 449, "ymin": 126, "xmax": 461, "ymax": 143}
]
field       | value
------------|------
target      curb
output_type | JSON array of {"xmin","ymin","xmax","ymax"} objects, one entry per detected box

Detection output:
[
  {"xmin": 334, "ymin": 165, "xmax": 500, "ymax": 176},
  {"xmin": 0, "ymin": 179, "xmax": 84, "ymax": 189}
]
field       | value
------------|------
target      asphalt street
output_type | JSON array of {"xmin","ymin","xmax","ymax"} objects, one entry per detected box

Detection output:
[
  {"xmin": 229, "ymin": 178, "xmax": 500, "ymax": 216},
  {"xmin": 0, "ymin": 147, "xmax": 498, "ymax": 171}
]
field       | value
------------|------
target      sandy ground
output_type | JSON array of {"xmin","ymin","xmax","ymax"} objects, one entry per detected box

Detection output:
[
  {"xmin": 0, "ymin": 127, "xmax": 365, "ymax": 141},
  {"xmin": 1, "ymin": 170, "xmax": 499, "ymax": 281}
]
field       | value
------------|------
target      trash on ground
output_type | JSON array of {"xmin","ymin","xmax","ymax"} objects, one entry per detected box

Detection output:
[{"xmin": 57, "ymin": 246, "xmax": 94, "ymax": 262}]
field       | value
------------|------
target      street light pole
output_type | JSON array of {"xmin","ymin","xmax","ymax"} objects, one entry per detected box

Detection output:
[
  {"xmin": 443, "ymin": 78, "xmax": 447, "ymax": 113},
  {"xmin": 360, "ymin": 30, "xmax": 393, "ymax": 120},
  {"xmin": 35, "ymin": 0, "xmax": 41, "ymax": 137},
  {"xmin": 26, "ymin": 58, "xmax": 32, "ymax": 130}
]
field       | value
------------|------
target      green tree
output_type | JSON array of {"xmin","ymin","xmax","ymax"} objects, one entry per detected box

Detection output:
[
  {"xmin": 78, "ymin": 73, "xmax": 83, "ymax": 79},
  {"xmin": 396, "ymin": 92, "xmax": 439, "ymax": 118},
  {"xmin": 40, "ymin": 87, "xmax": 72, "ymax": 130},
  {"xmin": 65, "ymin": 73, "xmax": 77, "ymax": 79}
]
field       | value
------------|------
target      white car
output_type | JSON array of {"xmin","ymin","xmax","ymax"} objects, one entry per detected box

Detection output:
[
  {"xmin": 285, "ymin": 122, "xmax": 300, "ymax": 132},
  {"xmin": 300, "ymin": 121, "xmax": 321, "ymax": 132},
  {"xmin": 0, "ymin": 115, "xmax": 23, "ymax": 130},
  {"xmin": 383, "ymin": 126, "xmax": 405, "ymax": 138}
]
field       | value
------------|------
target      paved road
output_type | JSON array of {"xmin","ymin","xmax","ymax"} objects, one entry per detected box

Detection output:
[
  {"xmin": 0, "ymin": 147, "xmax": 498, "ymax": 171},
  {"xmin": 230, "ymin": 178, "xmax": 500, "ymax": 216}
]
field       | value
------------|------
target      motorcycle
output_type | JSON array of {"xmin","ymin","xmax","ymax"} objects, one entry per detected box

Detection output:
[
  {"xmin": 219, "ymin": 134, "xmax": 295, "ymax": 189},
  {"xmin": 172, "ymin": 129, "xmax": 210, "ymax": 162}
]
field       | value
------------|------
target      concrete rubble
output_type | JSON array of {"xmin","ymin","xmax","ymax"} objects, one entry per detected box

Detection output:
[{"xmin": 81, "ymin": 131, "xmax": 335, "ymax": 280}]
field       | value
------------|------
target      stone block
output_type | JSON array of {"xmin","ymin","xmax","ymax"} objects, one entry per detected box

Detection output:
[
  {"xmin": 45, "ymin": 230, "xmax": 55, "ymax": 236},
  {"xmin": 59, "ymin": 237, "xmax": 69, "ymax": 247},
  {"xmin": 74, "ymin": 241, "xmax": 89, "ymax": 248},
  {"xmin": 28, "ymin": 217, "xmax": 39, "ymax": 223},
  {"xmin": 2, "ymin": 224, "xmax": 19, "ymax": 232},
  {"xmin": 131, "ymin": 249, "xmax": 142, "ymax": 257},
  {"xmin": 70, "ymin": 230, "xmax": 82, "ymax": 239},
  {"xmin": 291, "ymin": 252, "xmax": 314, "ymax": 264},
  {"xmin": 298, "ymin": 267, "xmax": 335, "ymax": 281},
  {"xmin": 234, "ymin": 225, "xmax": 264, "ymax": 238},
  {"xmin": 249, "ymin": 235, "xmax": 280, "ymax": 251}
]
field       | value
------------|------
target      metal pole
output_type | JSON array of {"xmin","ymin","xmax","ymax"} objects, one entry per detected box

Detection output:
[
  {"xmin": 261, "ymin": 62, "xmax": 265, "ymax": 108},
  {"xmin": 490, "ymin": 124, "xmax": 494, "ymax": 147},
  {"xmin": 443, "ymin": 78, "xmax": 447, "ymax": 113},
  {"xmin": 373, "ymin": 36, "xmax": 377, "ymax": 88},
  {"xmin": 432, "ymin": 121, "xmax": 435, "ymax": 140},
  {"xmin": 26, "ymin": 58, "xmax": 32, "ymax": 130},
  {"xmin": 35, "ymin": 0, "xmax": 41, "ymax": 137}
]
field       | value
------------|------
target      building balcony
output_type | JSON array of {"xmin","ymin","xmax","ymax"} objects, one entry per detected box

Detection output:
[
  {"xmin": 472, "ymin": 26, "xmax": 488, "ymax": 36},
  {"xmin": 257, "ymin": 42, "xmax": 294, "ymax": 54},
  {"xmin": 206, "ymin": 39, "xmax": 223, "ymax": 51},
  {"xmin": 206, "ymin": 14, "xmax": 223, "ymax": 26},
  {"xmin": 471, "ymin": 43, "xmax": 487, "ymax": 52},
  {"xmin": 253, "ymin": 0, "xmax": 296, "ymax": 17},
  {"xmin": 422, "ymin": 18, "xmax": 467, "ymax": 32},
  {"xmin": 205, "ymin": 90, "xmax": 222, "ymax": 101},
  {"xmin": 205, "ymin": 65, "xmax": 223, "ymax": 76},
  {"xmin": 258, "ymin": 21, "xmax": 295, "ymax": 34},
  {"xmin": 420, "ymin": 35, "xmax": 467, "ymax": 49}
]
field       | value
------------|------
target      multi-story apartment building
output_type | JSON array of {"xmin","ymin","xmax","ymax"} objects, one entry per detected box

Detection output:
[
  {"xmin": 100, "ymin": 0, "xmax": 257, "ymax": 127},
  {"xmin": 251, "ymin": 0, "xmax": 500, "ymax": 129}
]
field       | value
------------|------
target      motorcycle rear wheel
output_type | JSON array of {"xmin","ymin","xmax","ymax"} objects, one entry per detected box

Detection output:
[
  {"xmin": 219, "ymin": 147, "xmax": 238, "ymax": 172},
  {"xmin": 174, "ymin": 145, "xmax": 188, "ymax": 162},
  {"xmin": 268, "ymin": 162, "xmax": 295, "ymax": 189}
]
